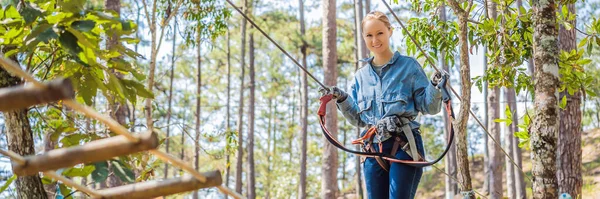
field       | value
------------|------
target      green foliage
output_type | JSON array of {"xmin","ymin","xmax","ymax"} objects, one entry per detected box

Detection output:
[
  {"xmin": 403, "ymin": 16, "xmax": 458, "ymax": 68},
  {"xmin": 111, "ymin": 159, "xmax": 135, "ymax": 183},
  {"xmin": 0, "ymin": 1, "xmax": 150, "ymax": 107},
  {"xmin": 181, "ymin": 0, "xmax": 231, "ymax": 46},
  {"xmin": 91, "ymin": 161, "xmax": 109, "ymax": 183},
  {"xmin": 495, "ymin": 105, "xmax": 531, "ymax": 150}
]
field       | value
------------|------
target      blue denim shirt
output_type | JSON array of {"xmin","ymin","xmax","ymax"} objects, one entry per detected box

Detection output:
[{"xmin": 337, "ymin": 51, "xmax": 442, "ymax": 131}]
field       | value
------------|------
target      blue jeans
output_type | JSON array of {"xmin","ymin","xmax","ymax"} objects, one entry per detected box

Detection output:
[{"xmin": 363, "ymin": 130, "xmax": 425, "ymax": 199}]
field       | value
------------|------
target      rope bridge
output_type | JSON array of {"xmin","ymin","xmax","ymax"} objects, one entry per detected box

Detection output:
[{"xmin": 0, "ymin": 55, "xmax": 244, "ymax": 199}]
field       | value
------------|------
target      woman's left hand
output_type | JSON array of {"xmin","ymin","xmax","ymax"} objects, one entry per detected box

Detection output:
[{"xmin": 432, "ymin": 70, "xmax": 450, "ymax": 89}]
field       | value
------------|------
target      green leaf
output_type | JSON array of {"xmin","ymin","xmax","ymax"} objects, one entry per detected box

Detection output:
[
  {"xmin": 71, "ymin": 20, "xmax": 96, "ymax": 32},
  {"xmin": 514, "ymin": 131, "xmax": 529, "ymax": 140},
  {"xmin": 524, "ymin": 114, "xmax": 530, "ymax": 125},
  {"xmin": 493, "ymin": 118, "xmax": 510, "ymax": 124},
  {"xmin": 60, "ymin": 133, "xmax": 85, "ymax": 147},
  {"xmin": 111, "ymin": 160, "xmax": 135, "ymax": 183},
  {"xmin": 4, "ymin": 6, "xmax": 21, "ymax": 18},
  {"xmin": 560, "ymin": 95, "xmax": 567, "ymax": 109},
  {"xmin": 518, "ymin": 139, "xmax": 530, "ymax": 149},
  {"xmin": 59, "ymin": 183, "xmax": 73, "ymax": 199},
  {"xmin": 0, "ymin": 175, "xmax": 16, "ymax": 193},
  {"xmin": 107, "ymin": 73, "xmax": 125, "ymax": 100},
  {"xmin": 578, "ymin": 37, "xmax": 588, "ymax": 49},
  {"xmin": 33, "ymin": 24, "xmax": 58, "ymax": 44},
  {"xmin": 19, "ymin": 4, "xmax": 42, "ymax": 24},
  {"xmin": 78, "ymin": 73, "xmax": 98, "ymax": 106},
  {"xmin": 67, "ymin": 28, "xmax": 95, "ymax": 49},
  {"xmin": 46, "ymin": 12, "xmax": 72, "ymax": 24},
  {"xmin": 128, "ymin": 80, "xmax": 154, "ymax": 99},
  {"xmin": 41, "ymin": 176, "xmax": 54, "ymax": 184},
  {"xmin": 59, "ymin": 31, "xmax": 82, "ymax": 56},
  {"xmin": 92, "ymin": 161, "xmax": 109, "ymax": 183},
  {"xmin": 62, "ymin": 165, "xmax": 95, "ymax": 177}
]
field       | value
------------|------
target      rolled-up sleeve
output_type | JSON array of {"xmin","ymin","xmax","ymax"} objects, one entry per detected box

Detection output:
[
  {"xmin": 412, "ymin": 60, "xmax": 442, "ymax": 115},
  {"xmin": 336, "ymin": 79, "xmax": 367, "ymax": 127}
]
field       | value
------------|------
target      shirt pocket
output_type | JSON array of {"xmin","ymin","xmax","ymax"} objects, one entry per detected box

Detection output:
[
  {"xmin": 358, "ymin": 98, "xmax": 374, "ymax": 124},
  {"xmin": 382, "ymin": 93, "xmax": 408, "ymax": 115},
  {"xmin": 358, "ymin": 98, "xmax": 373, "ymax": 114}
]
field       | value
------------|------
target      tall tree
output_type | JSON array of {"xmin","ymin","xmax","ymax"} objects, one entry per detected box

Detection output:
[
  {"xmin": 354, "ymin": 0, "xmax": 367, "ymax": 60},
  {"xmin": 225, "ymin": 24, "xmax": 233, "ymax": 199},
  {"xmin": 235, "ymin": 0, "xmax": 249, "ymax": 194},
  {"xmin": 164, "ymin": 15, "xmax": 178, "ymax": 182},
  {"xmin": 514, "ymin": 1, "xmax": 528, "ymax": 198},
  {"xmin": 0, "ymin": 52, "xmax": 48, "ymax": 199},
  {"xmin": 485, "ymin": 2, "xmax": 503, "ymax": 198},
  {"xmin": 193, "ymin": 28, "xmax": 203, "ymax": 199},
  {"xmin": 298, "ymin": 0, "xmax": 309, "ymax": 198},
  {"xmin": 557, "ymin": 2, "xmax": 582, "ymax": 197},
  {"xmin": 322, "ymin": 0, "xmax": 339, "ymax": 198},
  {"xmin": 106, "ymin": 0, "xmax": 126, "ymax": 188},
  {"xmin": 504, "ymin": 88, "xmax": 516, "ymax": 199},
  {"xmin": 439, "ymin": 3, "xmax": 458, "ymax": 199},
  {"xmin": 446, "ymin": 0, "xmax": 474, "ymax": 198},
  {"xmin": 506, "ymin": 87, "xmax": 525, "ymax": 198},
  {"xmin": 142, "ymin": 0, "xmax": 181, "ymax": 129},
  {"xmin": 247, "ymin": 30, "xmax": 256, "ymax": 199},
  {"xmin": 531, "ymin": 0, "xmax": 560, "ymax": 197},
  {"xmin": 352, "ymin": 1, "xmax": 365, "ymax": 198}
]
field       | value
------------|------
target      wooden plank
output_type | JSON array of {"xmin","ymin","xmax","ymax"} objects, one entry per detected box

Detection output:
[
  {"xmin": 95, "ymin": 171, "xmax": 222, "ymax": 199},
  {"xmin": 13, "ymin": 131, "xmax": 158, "ymax": 176},
  {"xmin": 0, "ymin": 78, "xmax": 75, "ymax": 112}
]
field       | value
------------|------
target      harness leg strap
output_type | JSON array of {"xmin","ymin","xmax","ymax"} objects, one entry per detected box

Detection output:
[{"xmin": 400, "ymin": 118, "xmax": 419, "ymax": 161}]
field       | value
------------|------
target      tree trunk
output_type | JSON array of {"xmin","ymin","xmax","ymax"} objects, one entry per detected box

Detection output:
[
  {"xmin": 246, "ymin": 32, "xmax": 256, "ymax": 199},
  {"xmin": 514, "ymin": 1, "xmax": 528, "ymax": 198},
  {"xmin": 504, "ymin": 88, "xmax": 516, "ymax": 199},
  {"xmin": 322, "ymin": 0, "xmax": 339, "ymax": 198},
  {"xmin": 145, "ymin": 2, "xmax": 157, "ymax": 130},
  {"xmin": 352, "ymin": 4, "xmax": 364, "ymax": 198},
  {"xmin": 266, "ymin": 99, "xmax": 273, "ymax": 199},
  {"xmin": 531, "ymin": 0, "xmax": 560, "ymax": 197},
  {"xmin": 193, "ymin": 30, "xmax": 203, "ymax": 199},
  {"xmin": 235, "ymin": 0, "xmax": 248, "ymax": 194},
  {"xmin": 354, "ymin": 0, "xmax": 367, "ymax": 60},
  {"xmin": 485, "ymin": 2, "xmax": 503, "ymax": 198},
  {"xmin": 225, "ymin": 24, "xmax": 232, "ymax": 199},
  {"xmin": 363, "ymin": 0, "xmax": 370, "ymax": 56},
  {"xmin": 0, "ymin": 51, "xmax": 48, "ymax": 199},
  {"xmin": 507, "ymin": 87, "xmax": 526, "ymax": 199},
  {"xmin": 446, "ymin": 2, "xmax": 474, "ymax": 198},
  {"xmin": 482, "ymin": 0, "xmax": 492, "ymax": 194},
  {"xmin": 105, "ymin": 0, "xmax": 126, "ymax": 188},
  {"xmin": 482, "ymin": 37, "xmax": 490, "ymax": 197},
  {"xmin": 557, "ymin": 3, "xmax": 582, "ymax": 198},
  {"xmin": 180, "ymin": 101, "xmax": 187, "ymax": 174},
  {"xmin": 164, "ymin": 16, "xmax": 177, "ymax": 183},
  {"xmin": 298, "ymin": 0, "xmax": 309, "ymax": 198},
  {"xmin": 439, "ymin": 4, "xmax": 458, "ymax": 199}
]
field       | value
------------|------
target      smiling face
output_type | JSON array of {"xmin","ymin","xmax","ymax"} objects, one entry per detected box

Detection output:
[{"xmin": 362, "ymin": 19, "xmax": 393, "ymax": 55}]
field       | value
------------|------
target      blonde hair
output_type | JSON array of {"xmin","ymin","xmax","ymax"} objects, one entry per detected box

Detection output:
[{"xmin": 361, "ymin": 11, "xmax": 392, "ymax": 32}]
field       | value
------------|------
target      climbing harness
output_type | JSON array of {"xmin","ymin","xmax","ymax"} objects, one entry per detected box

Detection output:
[{"xmin": 318, "ymin": 92, "xmax": 456, "ymax": 168}]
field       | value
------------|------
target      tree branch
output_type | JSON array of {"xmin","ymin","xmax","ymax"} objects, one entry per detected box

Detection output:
[
  {"xmin": 141, "ymin": 0, "xmax": 152, "ymax": 33},
  {"xmin": 575, "ymin": 27, "xmax": 593, "ymax": 37}
]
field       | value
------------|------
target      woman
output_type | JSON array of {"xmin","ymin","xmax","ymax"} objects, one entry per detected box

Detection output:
[{"xmin": 324, "ymin": 11, "xmax": 448, "ymax": 198}]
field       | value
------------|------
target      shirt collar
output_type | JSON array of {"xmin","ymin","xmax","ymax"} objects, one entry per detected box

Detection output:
[{"xmin": 359, "ymin": 51, "xmax": 401, "ymax": 66}]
